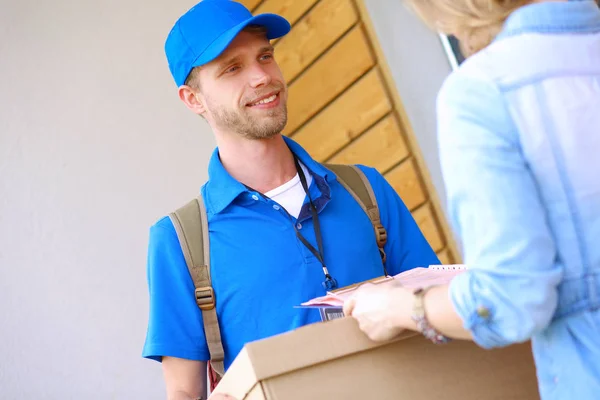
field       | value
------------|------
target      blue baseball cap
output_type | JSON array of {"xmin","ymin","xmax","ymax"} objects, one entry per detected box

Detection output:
[{"xmin": 165, "ymin": 0, "xmax": 291, "ymax": 87}]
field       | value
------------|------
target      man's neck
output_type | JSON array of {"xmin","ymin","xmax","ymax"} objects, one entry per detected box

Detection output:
[{"xmin": 216, "ymin": 133, "xmax": 297, "ymax": 194}]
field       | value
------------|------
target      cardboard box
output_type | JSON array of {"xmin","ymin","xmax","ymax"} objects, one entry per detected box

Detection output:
[{"xmin": 211, "ymin": 317, "xmax": 540, "ymax": 400}]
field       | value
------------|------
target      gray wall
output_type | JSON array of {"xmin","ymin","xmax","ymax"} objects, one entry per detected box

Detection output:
[
  {"xmin": 0, "ymin": 0, "xmax": 214, "ymax": 398},
  {"xmin": 0, "ymin": 0, "xmax": 453, "ymax": 398},
  {"xmin": 364, "ymin": 0, "xmax": 453, "ymax": 213}
]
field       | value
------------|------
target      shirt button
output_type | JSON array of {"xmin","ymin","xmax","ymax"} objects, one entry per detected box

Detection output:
[
  {"xmin": 273, "ymin": 205, "xmax": 280, "ymax": 210},
  {"xmin": 252, "ymin": 195, "xmax": 259, "ymax": 201},
  {"xmin": 476, "ymin": 306, "xmax": 491, "ymax": 319},
  {"xmin": 296, "ymin": 223, "xmax": 302, "ymax": 229}
]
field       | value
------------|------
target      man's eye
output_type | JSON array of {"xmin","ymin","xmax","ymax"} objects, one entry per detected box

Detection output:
[
  {"xmin": 260, "ymin": 54, "xmax": 273, "ymax": 61},
  {"xmin": 225, "ymin": 66, "xmax": 240, "ymax": 73}
]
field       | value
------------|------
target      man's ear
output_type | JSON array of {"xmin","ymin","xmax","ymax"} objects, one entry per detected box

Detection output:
[{"xmin": 178, "ymin": 85, "xmax": 207, "ymax": 115}]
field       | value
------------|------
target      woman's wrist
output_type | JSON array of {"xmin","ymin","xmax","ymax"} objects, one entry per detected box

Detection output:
[
  {"xmin": 411, "ymin": 286, "xmax": 452, "ymax": 344},
  {"xmin": 390, "ymin": 285, "xmax": 418, "ymax": 330}
]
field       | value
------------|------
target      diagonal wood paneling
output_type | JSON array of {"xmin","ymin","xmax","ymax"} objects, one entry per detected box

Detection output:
[
  {"xmin": 385, "ymin": 158, "xmax": 427, "ymax": 211},
  {"xmin": 353, "ymin": 0, "xmax": 460, "ymax": 262},
  {"xmin": 254, "ymin": 0, "xmax": 319, "ymax": 26},
  {"xmin": 436, "ymin": 248, "xmax": 453, "ymax": 265},
  {"xmin": 292, "ymin": 69, "xmax": 391, "ymax": 161},
  {"xmin": 412, "ymin": 203, "xmax": 445, "ymax": 252},
  {"xmin": 285, "ymin": 25, "xmax": 375, "ymax": 134},
  {"xmin": 328, "ymin": 114, "xmax": 409, "ymax": 173},
  {"xmin": 274, "ymin": 0, "xmax": 358, "ymax": 83},
  {"xmin": 237, "ymin": 0, "xmax": 263, "ymax": 12}
]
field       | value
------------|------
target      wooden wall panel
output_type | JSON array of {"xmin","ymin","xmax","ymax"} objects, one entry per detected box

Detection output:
[
  {"xmin": 285, "ymin": 26, "xmax": 375, "ymax": 134},
  {"xmin": 292, "ymin": 69, "xmax": 391, "ymax": 161},
  {"xmin": 413, "ymin": 203, "xmax": 445, "ymax": 252},
  {"xmin": 238, "ymin": 0, "xmax": 263, "ymax": 12},
  {"xmin": 275, "ymin": 0, "xmax": 358, "ymax": 83},
  {"xmin": 385, "ymin": 159, "xmax": 427, "ymax": 211},
  {"xmin": 328, "ymin": 114, "xmax": 409, "ymax": 173},
  {"xmin": 436, "ymin": 248, "xmax": 453, "ymax": 265},
  {"xmin": 353, "ymin": 0, "xmax": 459, "ymax": 261},
  {"xmin": 254, "ymin": 0, "xmax": 319, "ymax": 26}
]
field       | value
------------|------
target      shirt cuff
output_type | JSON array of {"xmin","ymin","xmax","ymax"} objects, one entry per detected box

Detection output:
[
  {"xmin": 449, "ymin": 271, "xmax": 503, "ymax": 349},
  {"xmin": 142, "ymin": 342, "xmax": 210, "ymax": 363}
]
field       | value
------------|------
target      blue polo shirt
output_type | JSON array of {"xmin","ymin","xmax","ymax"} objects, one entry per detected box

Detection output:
[{"xmin": 142, "ymin": 137, "xmax": 439, "ymax": 369}]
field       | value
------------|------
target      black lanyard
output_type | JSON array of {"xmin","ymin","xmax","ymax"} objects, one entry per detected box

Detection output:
[{"xmin": 245, "ymin": 156, "xmax": 338, "ymax": 290}]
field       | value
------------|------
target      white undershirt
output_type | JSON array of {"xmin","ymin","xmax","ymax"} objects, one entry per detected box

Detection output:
[{"xmin": 264, "ymin": 162, "xmax": 312, "ymax": 219}]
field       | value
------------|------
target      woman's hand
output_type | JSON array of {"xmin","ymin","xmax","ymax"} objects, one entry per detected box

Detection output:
[{"xmin": 343, "ymin": 281, "xmax": 413, "ymax": 342}]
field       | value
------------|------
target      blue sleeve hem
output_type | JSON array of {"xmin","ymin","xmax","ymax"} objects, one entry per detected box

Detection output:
[{"xmin": 142, "ymin": 343, "xmax": 210, "ymax": 363}]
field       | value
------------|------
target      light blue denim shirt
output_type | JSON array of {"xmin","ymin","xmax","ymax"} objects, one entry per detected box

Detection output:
[{"xmin": 437, "ymin": 1, "xmax": 600, "ymax": 399}]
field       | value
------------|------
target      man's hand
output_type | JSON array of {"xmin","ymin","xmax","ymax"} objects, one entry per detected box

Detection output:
[{"xmin": 343, "ymin": 281, "xmax": 412, "ymax": 342}]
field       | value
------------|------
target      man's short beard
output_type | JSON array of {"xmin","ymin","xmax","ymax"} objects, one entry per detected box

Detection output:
[{"xmin": 208, "ymin": 99, "xmax": 288, "ymax": 140}]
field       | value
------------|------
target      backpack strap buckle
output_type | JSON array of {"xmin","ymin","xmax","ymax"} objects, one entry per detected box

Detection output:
[
  {"xmin": 170, "ymin": 196, "xmax": 226, "ymax": 387},
  {"xmin": 374, "ymin": 223, "xmax": 387, "ymax": 247},
  {"xmin": 375, "ymin": 223, "xmax": 388, "ymax": 266},
  {"xmin": 195, "ymin": 287, "xmax": 215, "ymax": 310}
]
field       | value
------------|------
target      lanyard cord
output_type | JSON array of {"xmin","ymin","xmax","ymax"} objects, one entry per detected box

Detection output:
[
  {"xmin": 293, "ymin": 157, "xmax": 337, "ymax": 290},
  {"xmin": 244, "ymin": 156, "xmax": 338, "ymax": 290}
]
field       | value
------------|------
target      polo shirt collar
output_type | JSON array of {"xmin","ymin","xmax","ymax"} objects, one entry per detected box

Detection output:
[{"xmin": 204, "ymin": 136, "xmax": 336, "ymax": 215}]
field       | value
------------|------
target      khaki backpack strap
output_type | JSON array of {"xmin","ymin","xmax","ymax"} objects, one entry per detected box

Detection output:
[
  {"xmin": 169, "ymin": 196, "xmax": 225, "ymax": 377},
  {"xmin": 326, "ymin": 164, "xmax": 389, "ymax": 274}
]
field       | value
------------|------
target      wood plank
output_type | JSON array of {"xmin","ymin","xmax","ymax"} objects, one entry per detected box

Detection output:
[
  {"xmin": 238, "ymin": 0, "xmax": 263, "ymax": 12},
  {"xmin": 385, "ymin": 158, "xmax": 427, "ymax": 211},
  {"xmin": 436, "ymin": 248, "xmax": 453, "ymax": 265},
  {"xmin": 412, "ymin": 203, "xmax": 445, "ymax": 252},
  {"xmin": 255, "ymin": 0, "xmax": 319, "ymax": 26},
  {"xmin": 354, "ymin": 0, "xmax": 460, "ymax": 261},
  {"xmin": 292, "ymin": 69, "xmax": 391, "ymax": 161},
  {"xmin": 328, "ymin": 114, "xmax": 409, "ymax": 172},
  {"xmin": 285, "ymin": 25, "xmax": 375, "ymax": 134},
  {"xmin": 275, "ymin": 0, "xmax": 358, "ymax": 82}
]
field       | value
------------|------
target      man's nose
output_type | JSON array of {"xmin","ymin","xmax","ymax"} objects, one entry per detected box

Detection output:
[{"xmin": 248, "ymin": 63, "xmax": 272, "ymax": 88}]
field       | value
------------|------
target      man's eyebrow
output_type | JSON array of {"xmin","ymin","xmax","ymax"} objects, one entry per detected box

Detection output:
[
  {"xmin": 216, "ymin": 55, "xmax": 242, "ymax": 70},
  {"xmin": 259, "ymin": 45, "xmax": 275, "ymax": 53}
]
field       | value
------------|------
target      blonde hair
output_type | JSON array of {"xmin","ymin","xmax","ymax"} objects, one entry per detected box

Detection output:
[{"xmin": 403, "ymin": 0, "xmax": 532, "ymax": 56}]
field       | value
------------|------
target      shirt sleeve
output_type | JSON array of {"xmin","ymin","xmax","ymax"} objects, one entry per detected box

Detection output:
[
  {"xmin": 357, "ymin": 165, "xmax": 441, "ymax": 275},
  {"xmin": 142, "ymin": 216, "xmax": 210, "ymax": 362},
  {"xmin": 437, "ymin": 71, "xmax": 563, "ymax": 348}
]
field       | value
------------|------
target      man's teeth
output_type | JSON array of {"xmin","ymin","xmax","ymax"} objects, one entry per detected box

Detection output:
[{"xmin": 251, "ymin": 94, "xmax": 277, "ymax": 106}]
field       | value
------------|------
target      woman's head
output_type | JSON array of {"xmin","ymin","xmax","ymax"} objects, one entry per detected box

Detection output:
[{"xmin": 403, "ymin": 0, "xmax": 533, "ymax": 56}]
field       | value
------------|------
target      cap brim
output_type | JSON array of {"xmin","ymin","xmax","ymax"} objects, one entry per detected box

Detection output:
[{"xmin": 191, "ymin": 14, "xmax": 291, "ymax": 68}]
